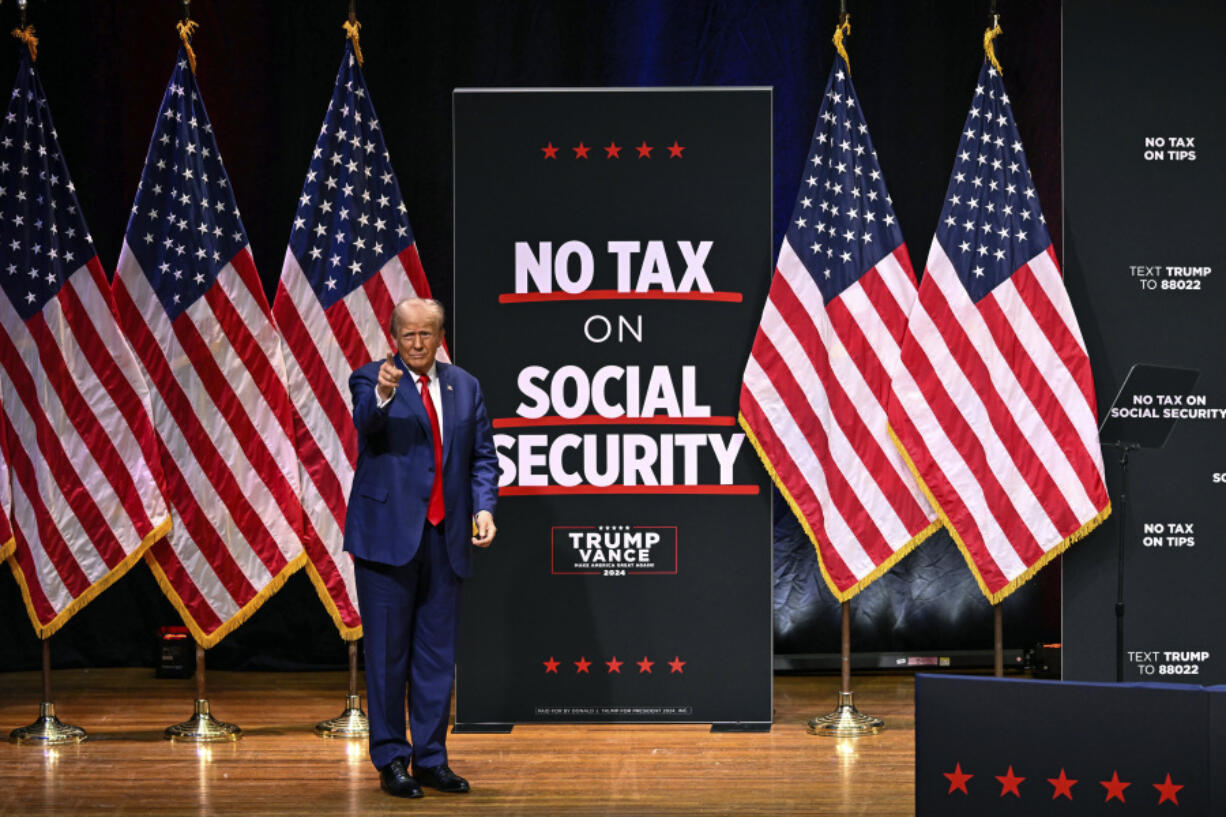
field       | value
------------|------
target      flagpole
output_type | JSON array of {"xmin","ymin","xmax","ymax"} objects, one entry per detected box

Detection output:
[
  {"xmin": 10, "ymin": 0, "xmax": 37, "ymax": 63},
  {"xmin": 343, "ymin": 0, "xmax": 365, "ymax": 66},
  {"xmin": 315, "ymin": 639, "xmax": 369, "ymax": 737},
  {"xmin": 156, "ymin": 3, "xmax": 237, "ymax": 742},
  {"xmin": 9, "ymin": 638, "xmax": 87, "ymax": 745},
  {"xmin": 993, "ymin": 605, "xmax": 1004, "ymax": 677},
  {"xmin": 164, "ymin": 644, "xmax": 242, "ymax": 742},
  {"xmin": 311, "ymin": 0, "xmax": 370, "ymax": 741},
  {"xmin": 986, "ymin": 2, "xmax": 1006, "ymax": 682},
  {"xmin": 6, "ymin": 0, "xmax": 83, "ymax": 749},
  {"xmin": 802, "ymin": 6, "xmax": 882, "ymax": 739},
  {"xmin": 808, "ymin": 601, "xmax": 883, "ymax": 737}
]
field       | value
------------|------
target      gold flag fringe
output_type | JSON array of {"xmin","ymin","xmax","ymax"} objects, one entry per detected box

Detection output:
[
  {"xmin": 176, "ymin": 19, "xmax": 199, "ymax": 74},
  {"xmin": 983, "ymin": 21, "xmax": 1004, "ymax": 75},
  {"xmin": 11, "ymin": 25, "xmax": 38, "ymax": 62},
  {"xmin": 343, "ymin": 19, "xmax": 364, "ymax": 67},
  {"xmin": 832, "ymin": 17, "xmax": 851, "ymax": 75},
  {"xmin": 8, "ymin": 515, "xmax": 172, "ymax": 640},
  {"xmin": 887, "ymin": 424, "xmax": 1112, "ymax": 605},
  {"xmin": 738, "ymin": 413, "xmax": 938, "ymax": 603},
  {"xmin": 304, "ymin": 560, "xmax": 363, "ymax": 642},
  {"xmin": 146, "ymin": 547, "xmax": 309, "ymax": 649}
]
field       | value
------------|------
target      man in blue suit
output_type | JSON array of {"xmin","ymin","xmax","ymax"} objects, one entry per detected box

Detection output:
[{"xmin": 344, "ymin": 297, "xmax": 499, "ymax": 799}]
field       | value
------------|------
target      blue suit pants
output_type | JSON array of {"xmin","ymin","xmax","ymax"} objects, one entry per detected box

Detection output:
[{"xmin": 355, "ymin": 522, "xmax": 461, "ymax": 770}]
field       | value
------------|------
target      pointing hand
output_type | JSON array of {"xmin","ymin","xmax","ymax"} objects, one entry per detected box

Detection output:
[{"xmin": 376, "ymin": 352, "xmax": 403, "ymax": 401}]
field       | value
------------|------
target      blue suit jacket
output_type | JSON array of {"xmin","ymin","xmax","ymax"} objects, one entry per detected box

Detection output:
[{"xmin": 342, "ymin": 357, "xmax": 499, "ymax": 578}]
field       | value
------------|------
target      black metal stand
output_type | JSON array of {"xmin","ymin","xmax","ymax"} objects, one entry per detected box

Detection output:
[
  {"xmin": 1096, "ymin": 363, "xmax": 1197, "ymax": 683},
  {"xmin": 1105, "ymin": 441, "xmax": 1138, "ymax": 683}
]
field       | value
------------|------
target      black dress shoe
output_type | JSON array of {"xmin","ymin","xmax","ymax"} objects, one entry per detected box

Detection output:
[
  {"xmin": 379, "ymin": 759, "xmax": 424, "ymax": 798},
  {"xmin": 412, "ymin": 763, "xmax": 470, "ymax": 793}
]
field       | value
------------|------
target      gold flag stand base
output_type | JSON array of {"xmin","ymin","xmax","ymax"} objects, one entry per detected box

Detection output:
[
  {"xmin": 164, "ymin": 699, "xmax": 241, "ymax": 742},
  {"xmin": 807, "ymin": 691, "xmax": 883, "ymax": 737},
  {"xmin": 9, "ymin": 702, "xmax": 87, "ymax": 745},
  {"xmin": 315, "ymin": 694, "xmax": 369, "ymax": 738}
]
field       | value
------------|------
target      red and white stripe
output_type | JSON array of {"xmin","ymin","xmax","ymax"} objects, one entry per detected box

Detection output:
[
  {"xmin": 1, "ymin": 258, "xmax": 171, "ymax": 636},
  {"xmin": 0, "ymin": 442, "xmax": 12, "ymax": 561},
  {"xmin": 740, "ymin": 240, "xmax": 936, "ymax": 600},
  {"xmin": 114, "ymin": 245, "xmax": 307, "ymax": 647},
  {"xmin": 888, "ymin": 240, "xmax": 1110, "ymax": 602},
  {"xmin": 273, "ymin": 243, "xmax": 447, "ymax": 639}
]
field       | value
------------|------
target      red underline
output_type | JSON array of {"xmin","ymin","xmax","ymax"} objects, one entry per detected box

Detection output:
[
  {"xmin": 498, "ymin": 290, "xmax": 743, "ymax": 304},
  {"xmin": 493, "ymin": 415, "xmax": 737, "ymax": 428},
  {"xmin": 500, "ymin": 485, "xmax": 760, "ymax": 496}
]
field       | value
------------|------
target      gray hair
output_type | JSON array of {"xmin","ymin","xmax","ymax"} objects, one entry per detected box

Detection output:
[{"xmin": 389, "ymin": 298, "xmax": 445, "ymax": 336}]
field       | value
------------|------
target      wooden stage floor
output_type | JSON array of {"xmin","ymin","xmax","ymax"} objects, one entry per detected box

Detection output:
[{"xmin": 0, "ymin": 669, "xmax": 917, "ymax": 816}]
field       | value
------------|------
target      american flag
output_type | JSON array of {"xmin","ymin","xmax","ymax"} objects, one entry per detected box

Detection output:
[
  {"xmin": 0, "ymin": 55, "xmax": 171, "ymax": 636},
  {"xmin": 0, "ymin": 445, "xmax": 11, "ymax": 561},
  {"xmin": 272, "ymin": 42, "xmax": 445, "ymax": 639},
  {"xmin": 112, "ymin": 49, "xmax": 307, "ymax": 647},
  {"xmin": 739, "ymin": 56, "xmax": 937, "ymax": 601},
  {"xmin": 887, "ymin": 61, "xmax": 1110, "ymax": 603}
]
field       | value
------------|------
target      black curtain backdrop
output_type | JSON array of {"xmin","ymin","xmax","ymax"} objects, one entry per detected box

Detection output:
[{"xmin": 0, "ymin": 0, "xmax": 1061, "ymax": 671}]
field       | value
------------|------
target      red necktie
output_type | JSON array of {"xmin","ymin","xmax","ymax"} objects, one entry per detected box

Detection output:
[{"xmin": 419, "ymin": 375, "xmax": 445, "ymax": 525}]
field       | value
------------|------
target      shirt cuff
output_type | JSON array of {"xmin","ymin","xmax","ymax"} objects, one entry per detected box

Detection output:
[{"xmin": 376, "ymin": 387, "xmax": 396, "ymax": 409}]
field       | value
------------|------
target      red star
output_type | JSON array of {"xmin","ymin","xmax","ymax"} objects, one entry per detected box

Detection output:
[
  {"xmin": 666, "ymin": 140, "xmax": 685, "ymax": 158},
  {"xmin": 574, "ymin": 656, "xmax": 591, "ymax": 673},
  {"xmin": 604, "ymin": 141, "xmax": 622, "ymax": 158},
  {"xmin": 1047, "ymin": 768, "xmax": 1077, "ymax": 800},
  {"xmin": 995, "ymin": 766, "xmax": 1025, "ymax": 798},
  {"xmin": 606, "ymin": 656, "xmax": 623, "ymax": 674},
  {"xmin": 541, "ymin": 142, "xmax": 559, "ymax": 159},
  {"xmin": 636, "ymin": 656, "xmax": 654, "ymax": 674},
  {"xmin": 668, "ymin": 656, "xmax": 686, "ymax": 674},
  {"xmin": 1153, "ymin": 773, "xmax": 1183, "ymax": 806},
  {"xmin": 542, "ymin": 656, "xmax": 559, "ymax": 673},
  {"xmin": 1100, "ymin": 770, "xmax": 1131, "ymax": 803},
  {"xmin": 635, "ymin": 141, "xmax": 653, "ymax": 158},
  {"xmin": 572, "ymin": 142, "xmax": 591, "ymax": 159},
  {"xmin": 944, "ymin": 763, "xmax": 973, "ymax": 795}
]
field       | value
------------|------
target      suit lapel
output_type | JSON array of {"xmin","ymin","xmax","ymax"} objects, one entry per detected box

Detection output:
[{"xmin": 438, "ymin": 361, "xmax": 457, "ymax": 465}]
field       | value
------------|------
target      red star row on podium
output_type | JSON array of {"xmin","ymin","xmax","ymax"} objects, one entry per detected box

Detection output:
[{"xmin": 943, "ymin": 762, "xmax": 1185, "ymax": 805}]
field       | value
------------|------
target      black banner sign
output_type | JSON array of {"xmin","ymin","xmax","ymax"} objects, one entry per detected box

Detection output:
[
  {"xmin": 453, "ymin": 89, "xmax": 773, "ymax": 725},
  {"xmin": 1063, "ymin": 1, "xmax": 1226, "ymax": 683}
]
